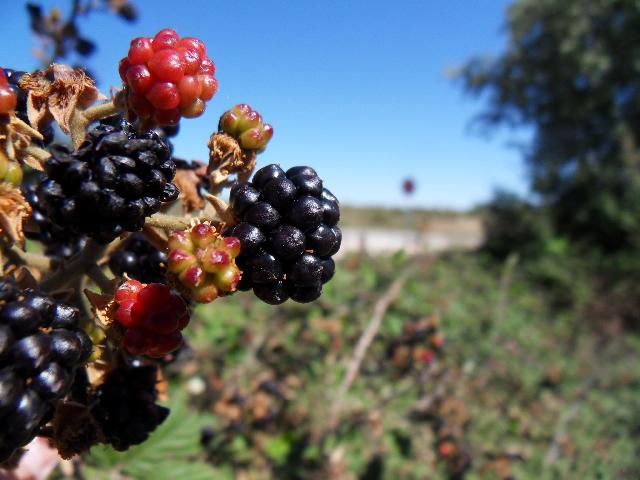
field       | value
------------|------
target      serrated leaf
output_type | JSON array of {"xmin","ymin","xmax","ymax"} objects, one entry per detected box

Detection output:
[{"xmin": 85, "ymin": 393, "xmax": 216, "ymax": 480}]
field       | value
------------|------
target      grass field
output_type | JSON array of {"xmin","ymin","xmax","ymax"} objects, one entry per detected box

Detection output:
[{"xmin": 83, "ymin": 249, "xmax": 640, "ymax": 480}]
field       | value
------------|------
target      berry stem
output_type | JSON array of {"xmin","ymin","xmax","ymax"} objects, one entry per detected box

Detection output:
[
  {"xmin": 141, "ymin": 224, "xmax": 169, "ymax": 251},
  {"xmin": 203, "ymin": 193, "xmax": 236, "ymax": 225},
  {"xmin": 146, "ymin": 213, "xmax": 217, "ymax": 230},
  {"xmin": 88, "ymin": 264, "xmax": 114, "ymax": 293},
  {"xmin": 69, "ymin": 94, "xmax": 125, "ymax": 149},
  {"xmin": 40, "ymin": 239, "xmax": 108, "ymax": 292},
  {"xmin": 0, "ymin": 237, "xmax": 57, "ymax": 271}
]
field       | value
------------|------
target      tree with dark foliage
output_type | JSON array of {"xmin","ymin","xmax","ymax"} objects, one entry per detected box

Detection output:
[{"xmin": 458, "ymin": 0, "xmax": 640, "ymax": 253}]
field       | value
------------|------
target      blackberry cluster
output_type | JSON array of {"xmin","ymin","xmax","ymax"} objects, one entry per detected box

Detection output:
[
  {"xmin": 109, "ymin": 234, "xmax": 167, "ymax": 283},
  {"xmin": 91, "ymin": 364, "xmax": 169, "ymax": 451},
  {"xmin": 119, "ymin": 29, "xmax": 217, "ymax": 125},
  {"xmin": 22, "ymin": 172, "xmax": 87, "ymax": 259},
  {"xmin": 225, "ymin": 164, "xmax": 341, "ymax": 304},
  {"xmin": 0, "ymin": 280, "xmax": 92, "ymax": 462},
  {"xmin": 2, "ymin": 69, "xmax": 54, "ymax": 145},
  {"xmin": 36, "ymin": 119, "xmax": 179, "ymax": 243}
]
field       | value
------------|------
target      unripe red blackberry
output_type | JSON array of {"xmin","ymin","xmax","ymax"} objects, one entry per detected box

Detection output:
[
  {"xmin": 114, "ymin": 279, "xmax": 189, "ymax": 357},
  {"xmin": 225, "ymin": 164, "xmax": 341, "ymax": 305},
  {"xmin": 119, "ymin": 29, "xmax": 217, "ymax": 126},
  {"xmin": 167, "ymin": 224, "xmax": 242, "ymax": 303},
  {"xmin": 91, "ymin": 364, "xmax": 169, "ymax": 451},
  {"xmin": 0, "ymin": 279, "xmax": 92, "ymax": 462},
  {"xmin": 36, "ymin": 119, "xmax": 179, "ymax": 243}
]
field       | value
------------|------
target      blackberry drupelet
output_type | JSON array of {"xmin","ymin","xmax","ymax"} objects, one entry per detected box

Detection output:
[
  {"xmin": 225, "ymin": 164, "xmax": 341, "ymax": 305},
  {"xmin": 109, "ymin": 233, "xmax": 167, "ymax": 283},
  {"xmin": 91, "ymin": 364, "xmax": 169, "ymax": 451},
  {"xmin": 2, "ymin": 69, "xmax": 54, "ymax": 145},
  {"xmin": 36, "ymin": 118, "xmax": 179, "ymax": 243},
  {"xmin": 22, "ymin": 172, "xmax": 87, "ymax": 259},
  {"xmin": 0, "ymin": 279, "xmax": 92, "ymax": 462}
]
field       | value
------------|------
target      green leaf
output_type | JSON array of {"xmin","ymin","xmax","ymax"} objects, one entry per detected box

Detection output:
[
  {"xmin": 85, "ymin": 394, "xmax": 219, "ymax": 480},
  {"xmin": 263, "ymin": 433, "xmax": 294, "ymax": 465}
]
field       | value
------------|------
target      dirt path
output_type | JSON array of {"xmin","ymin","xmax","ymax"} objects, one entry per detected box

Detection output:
[{"xmin": 335, "ymin": 218, "xmax": 483, "ymax": 258}]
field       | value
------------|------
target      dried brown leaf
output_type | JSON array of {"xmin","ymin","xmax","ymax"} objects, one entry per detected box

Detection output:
[
  {"xmin": 13, "ymin": 266, "xmax": 40, "ymax": 289},
  {"xmin": 20, "ymin": 64, "xmax": 106, "ymax": 133},
  {"xmin": 0, "ymin": 114, "xmax": 48, "ymax": 170},
  {"xmin": 174, "ymin": 169, "xmax": 205, "ymax": 212},
  {"xmin": 50, "ymin": 402, "xmax": 104, "ymax": 459},
  {"xmin": 0, "ymin": 184, "xmax": 32, "ymax": 244},
  {"xmin": 207, "ymin": 133, "xmax": 257, "ymax": 187},
  {"xmin": 84, "ymin": 289, "xmax": 117, "ymax": 330}
]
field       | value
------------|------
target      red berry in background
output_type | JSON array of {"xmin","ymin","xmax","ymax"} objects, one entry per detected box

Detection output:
[
  {"xmin": 418, "ymin": 349, "xmax": 435, "ymax": 363},
  {"xmin": 438, "ymin": 441, "xmax": 457, "ymax": 458},
  {"xmin": 114, "ymin": 280, "xmax": 190, "ymax": 357},
  {"xmin": 120, "ymin": 29, "xmax": 217, "ymax": 126},
  {"xmin": 430, "ymin": 333, "xmax": 445, "ymax": 349},
  {"xmin": 402, "ymin": 178, "xmax": 415, "ymax": 195}
]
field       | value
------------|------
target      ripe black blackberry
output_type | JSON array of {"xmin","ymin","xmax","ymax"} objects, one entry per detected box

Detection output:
[
  {"xmin": 36, "ymin": 118, "xmax": 179, "ymax": 243},
  {"xmin": 91, "ymin": 364, "xmax": 169, "ymax": 451},
  {"xmin": 22, "ymin": 172, "xmax": 87, "ymax": 259},
  {"xmin": 225, "ymin": 164, "xmax": 341, "ymax": 305},
  {"xmin": 109, "ymin": 233, "xmax": 167, "ymax": 283},
  {"xmin": 0, "ymin": 279, "xmax": 93, "ymax": 462},
  {"xmin": 2, "ymin": 69, "xmax": 54, "ymax": 145}
]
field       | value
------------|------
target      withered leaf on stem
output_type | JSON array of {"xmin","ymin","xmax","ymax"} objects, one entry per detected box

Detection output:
[
  {"xmin": 173, "ymin": 169, "xmax": 205, "ymax": 212},
  {"xmin": 207, "ymin": 132, "xmax": 257, "ymax": 187},
  {"xmin": 0, "ymin": 114, "xmax": 47, "ymax": 170},
  {"xmin": 19, "ymin": 64, "xmax": 106, "ymax": 133},
  {"xmin": 50, "ymin": 402, "xmax": 104, "ymax": 459},
  {"xmin": 13, "ymin": 266, "xmax": 40, "ymax": 289},
  {"xmin": 0, "ymin": 183, "xmax": 32, "ymax": 244},
  {"xmin": 84, "ymin": 289, "xmax": 117, "ymax": 330}
]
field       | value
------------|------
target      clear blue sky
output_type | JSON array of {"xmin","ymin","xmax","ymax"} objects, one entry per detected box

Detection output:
[{"xmin": 3, "ymin": 0, "xmax": 529, "ymax": 210}]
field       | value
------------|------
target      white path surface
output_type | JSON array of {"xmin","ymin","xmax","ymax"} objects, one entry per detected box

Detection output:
[{"xmin": 335, "ymin": 227, "xmax": 483, "ymax": 258}]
